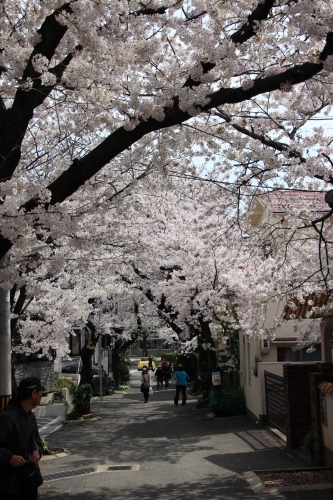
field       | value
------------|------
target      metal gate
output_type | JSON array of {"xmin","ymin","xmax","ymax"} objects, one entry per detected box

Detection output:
[{"xmin": 264, "ymin": 371, "xmax": 286, "ymax": 432}]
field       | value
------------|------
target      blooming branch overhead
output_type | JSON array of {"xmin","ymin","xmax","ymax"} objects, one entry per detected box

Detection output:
[{"xmin": 0, "ymin": 0, "xmax": 333, "ymax": 355}]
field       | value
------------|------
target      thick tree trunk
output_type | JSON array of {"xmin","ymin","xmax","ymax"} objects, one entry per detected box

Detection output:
[
  {"xmin": 79, "ymin": 341, "xmax": 94, "ymax": 415},
  {"xmin": 79, "ymin": 322, "xmax": 98, "ymax": 415},
  {"xmin": 111, "ymin": 333, "xmax": 135, "ymax": 390},
  {"xmin": 196, "ymin": 318, "xmax": 222, "ymax": 395},
  {"xmin": 141, "ymin": 335, "xmax": 148, "ymax": 356},
  {"xmin": 111, "ymin": 342, "xmax": 122, "ymax": 390}
]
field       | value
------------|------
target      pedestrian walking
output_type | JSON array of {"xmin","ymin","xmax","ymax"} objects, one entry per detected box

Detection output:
[
  {"xmin": 0, "ymin": 377, "xmax": 44, "ymax": 500},
  {"xmin": 155, "ymin": 365, "xmax": 164, "ymax": 391},
  {"xmin": 140, "ymin": 366, "xmax": 151, "ymax": 403},
  {"xmin": 164, "ymin": 361, "xmax": 172, "ymax": 390},
  {"xmin": 148, "ymin": 355, "xmax": 153, "ymax": 371},
  {"xmin": 173, "ymin": 364, "xmax": 190, "ymax": 406}
]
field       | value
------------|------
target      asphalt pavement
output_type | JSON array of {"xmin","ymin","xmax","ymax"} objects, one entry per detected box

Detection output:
[{"xmin": 38, "ymin": 368, "xmax": 333, "ymax": 500}]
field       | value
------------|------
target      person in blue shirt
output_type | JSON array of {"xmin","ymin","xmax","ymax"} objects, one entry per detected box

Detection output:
[{"xmin": 173, "ymin": 364, "xmax": 190, "ymax": 406}]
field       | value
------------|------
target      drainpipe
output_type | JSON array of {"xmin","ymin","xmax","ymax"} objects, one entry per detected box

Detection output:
[{"xmin": 0, "ymin": 254, "xmax": 11, "ymax": 411}]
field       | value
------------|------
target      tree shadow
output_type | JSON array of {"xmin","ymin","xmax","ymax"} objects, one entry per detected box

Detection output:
[
  {"xmin": 40, "ymin": 474, "xmax": 255, "ymax": 500},
  {"xmin": 205, "ymin": 448, "xmax": 308, "ymax": 474},
  {"xmin": 42, "ymin": 390, "xmax": 310, "ymax": 500}
]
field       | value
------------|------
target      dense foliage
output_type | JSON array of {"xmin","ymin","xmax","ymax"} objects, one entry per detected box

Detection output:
[{"xmin": 0, "ymin": 0, "xmax": 333, "ymax": 361}]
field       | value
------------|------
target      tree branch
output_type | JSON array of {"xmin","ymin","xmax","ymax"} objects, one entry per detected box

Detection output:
[
  {"xmin": 214, "ymin": 108, "xmax": 306, "ymax": 163},
  {"xmin": 184, "ymin": 0, "xmax": 276, "ymax": 88},
  {"xmin": 20, "ymin": 32, "xmax": 333, "ymax": 214},
  {"xmin": 0, "ymin": 3, "xmax": 73, "ymax": 184}
]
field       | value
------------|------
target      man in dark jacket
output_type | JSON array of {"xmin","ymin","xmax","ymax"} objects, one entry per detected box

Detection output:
[
  {"xmin": 0, "ymin": 377, "xmax": 44, "ymax": 500},
  {"xmin": 163, "ymin": 361, "xmax": 172, "ymax": 390}
]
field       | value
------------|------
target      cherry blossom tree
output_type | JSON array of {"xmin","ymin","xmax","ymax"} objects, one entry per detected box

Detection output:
[
  {"xmin": 1, "ymin": 0, "xmax": 333, "ymax": 261},
  {"xmin": 115, "ymin": 177, "xmax": 296, "ymax": 381},
  {"xmin": 1, "ymin": 0, "xmax": 333, "ymax": 362}
]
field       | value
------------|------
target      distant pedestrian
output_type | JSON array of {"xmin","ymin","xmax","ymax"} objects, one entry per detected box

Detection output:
[
  {"xmin": 141, "ymin": 366, "xmax": 151, "ymax": 403},
  {"xmin": 0, "ymin": 377, "xmax": 44, "ymax": 500},
  {"xmin": 164, "ymin": 361, "xmax": 172, "ymax": 390},
  {"xmin": 173, "ymin": 364, "xmax": 190, "ymax": 406},
  {"xmin": 155, "ymin": 365, "xmax": 164, "ymax": 391},
  {"xmin": 148, "ymin": 355, "xmax": 153, "ymax": 371}
]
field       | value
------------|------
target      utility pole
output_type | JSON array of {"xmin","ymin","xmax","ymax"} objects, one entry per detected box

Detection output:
[
  {"xmin": 98, "ymin": 299, "xmax": 103, "ymax": 403},
  {"xmin": 0, "ymin": 254, "xmax": 11, "ymax": 411}
]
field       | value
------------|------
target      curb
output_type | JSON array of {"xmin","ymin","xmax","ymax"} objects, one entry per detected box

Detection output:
[
  {"xmin": 42, "ymin": 449, "xmax": 71, "ymax": 461},
  {"xmin": 62, "ymin": 416, "xmax": 101, "ymax": 424}
]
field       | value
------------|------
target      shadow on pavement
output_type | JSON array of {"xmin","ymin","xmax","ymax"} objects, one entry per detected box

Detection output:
[
  {"xmin": 40, "ymin": 377, "xmax": 331, "ymax": 500},
  {"xmin": 40, "ymin": 474, "xmax": 255, "ymax": 500}
]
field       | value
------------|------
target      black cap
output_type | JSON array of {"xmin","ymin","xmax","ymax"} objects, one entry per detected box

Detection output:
[{"xmin": 17, "ymin": 377, "xmax": 45, "ymax": 399}]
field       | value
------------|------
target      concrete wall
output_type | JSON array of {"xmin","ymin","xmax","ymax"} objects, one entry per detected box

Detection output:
[
  {"xmin": 33, "ymin": 387, "xmax": 73, "ymax": 417},
  {"xmin": 240, "ymin": 329, "xmax": 292, "ymax": 422},
  {"xmin": 240, "ymin": 296, "xmax": 322, "ymax": 423}
]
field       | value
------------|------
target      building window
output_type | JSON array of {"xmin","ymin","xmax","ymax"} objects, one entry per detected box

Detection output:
[
  {"xmin": 161, "ymin": 340, "xmax": 173, "ymax": 350},
  {"xmin": 277, "ymin": 344, "xmax": 322, "ymax": 362},
  {"xmin": 139, "ymin": 339, "xmax": 158, "ymax": 350}
]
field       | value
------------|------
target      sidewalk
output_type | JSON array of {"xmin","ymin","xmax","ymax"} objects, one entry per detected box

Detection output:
[{"xmin": 38, "ymin": 377, "xmax": 333, "ymax": 500}]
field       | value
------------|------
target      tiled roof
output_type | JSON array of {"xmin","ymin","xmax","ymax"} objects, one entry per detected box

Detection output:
[
  {"xmin": 319, "ymin": 382, "xmax": 333, "ymax": 396},
  {"xmin": 258, "ymin": 190, "xmax": 329, "ymax": 213},
  {"xmin": 284, "ymin": 293, "xmax": 333, "ymax": 319}
]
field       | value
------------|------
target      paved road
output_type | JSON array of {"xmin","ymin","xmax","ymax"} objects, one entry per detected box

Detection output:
[
  {"xmin": 38, "ymin": 369, "xmax": 332, "ymax": 500},
  {"xmin": 37, "ymin": 416, "xmax": 57, "ymax": 430}
]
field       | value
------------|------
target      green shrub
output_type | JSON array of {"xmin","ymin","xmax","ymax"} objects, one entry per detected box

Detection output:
[
  {"xmin": 115, "ymin": 360, "xmax": 130, "ymax": 390},
  {"xmin": 54, "ymin": 376, "xmax": 75, "ymax": 392},
  {"xmin": 158, "ymin": 353, "xmax": 177, "ymax": 365},
  {"xmin": 66, "ymin": 384, "xmax": 92, "ymax": 420},
  {"xmin": 207, "ymin": 387, "xmax": 246, "ymax": 417}
]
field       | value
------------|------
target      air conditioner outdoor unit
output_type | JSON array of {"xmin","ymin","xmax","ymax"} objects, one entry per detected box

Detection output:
[{"xmin": 260, "ymin": 338, "xmax": 270, "ymax": 354}]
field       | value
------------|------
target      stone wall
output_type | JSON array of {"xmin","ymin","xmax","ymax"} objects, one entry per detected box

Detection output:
[{"xmin": 13, "ymin": 361, "xmax": 55, "ymax": 393}]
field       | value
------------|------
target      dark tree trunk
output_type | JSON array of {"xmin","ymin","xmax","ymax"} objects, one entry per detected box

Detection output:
[
  {"xmin": 111, "ymin": 342, "xmax": 122, "ymax": 390},
  {"xmin": 79, "ymin": 321, "xmax": 98, "ymax": 415},
  {"xmin": 196, "ymin": 318, "xmax": 222, "ymax": 395},
  {"xmin": 141, "ymin": 334, "xmax": 148, "ymax": 356},
  {"xmin": 111, "ymin": 331, "xmax": 137, "ymax": 389}
]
